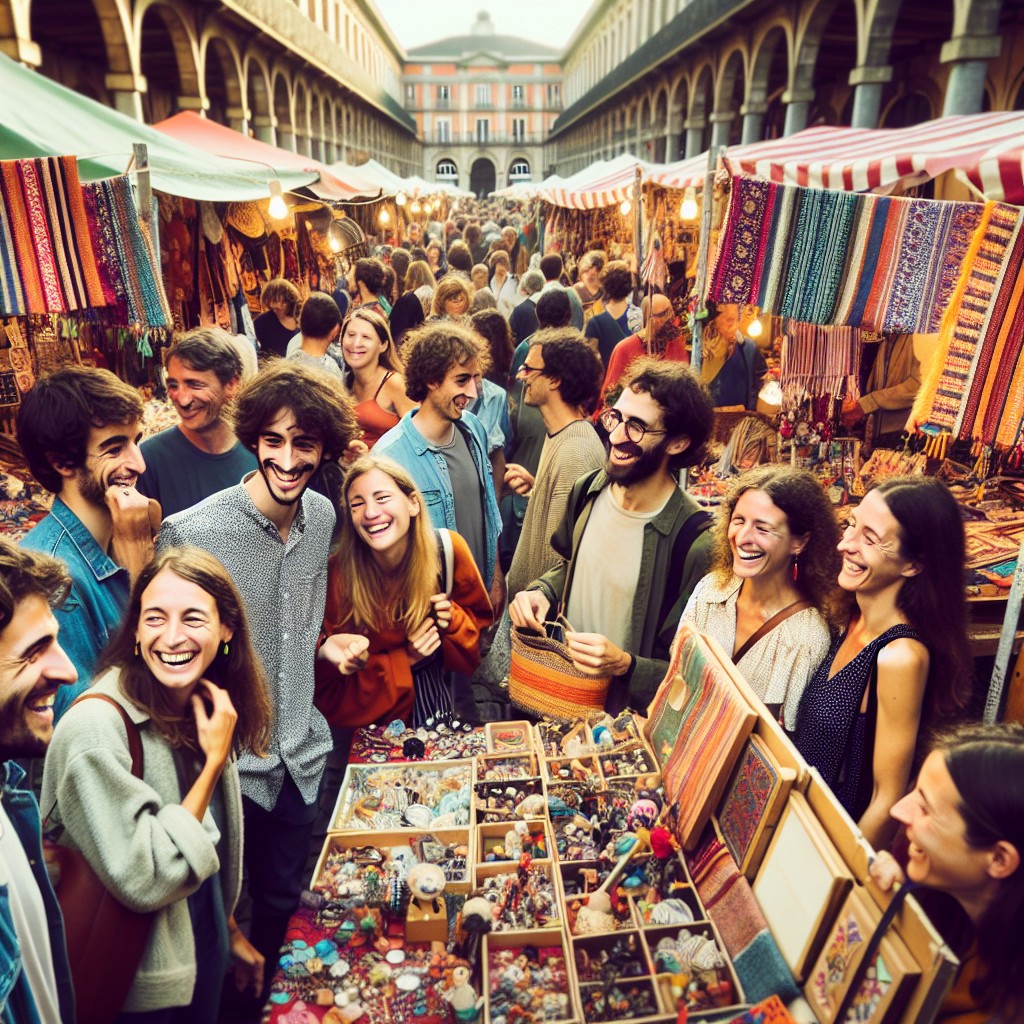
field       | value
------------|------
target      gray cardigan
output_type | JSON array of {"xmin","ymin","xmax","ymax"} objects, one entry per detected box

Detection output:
[{"xmin": 40, "ymin": 669, "xmax": 243, "ymax": 1013}]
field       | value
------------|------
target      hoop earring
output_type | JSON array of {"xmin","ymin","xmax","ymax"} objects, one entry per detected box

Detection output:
[
  {"xmin": 134, "ymin": 641, "xmax": 140, "ymax": 657},
  {"xmin": 222, "ymin": 641, "xmax": 230, "ymax": 656}
]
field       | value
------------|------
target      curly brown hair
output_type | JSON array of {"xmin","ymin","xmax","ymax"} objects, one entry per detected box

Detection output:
[
  {"xmin": 431, "ymin": 274, "xmax": 474, "ymax": 317},
  {"xmin": 401, "ymin": 322, "xmax": 483, "ymax": 403},
  {"xmin": 709, "ymin": 465, "xmax": 845, "ymax": 628}
]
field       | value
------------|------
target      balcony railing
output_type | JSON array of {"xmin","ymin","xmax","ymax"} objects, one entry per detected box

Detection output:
[
  {"xmin": 435, "ymin": 97, "xmax": 451, "ymax": 109},
  {"xmin": 432, "ymin": 131, "xmax": 540, "ymax": 144}
]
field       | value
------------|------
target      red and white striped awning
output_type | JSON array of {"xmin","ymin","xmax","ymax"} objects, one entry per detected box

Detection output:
[
  {"xmin": 538, "ymin": 152, "xmax": 710, "ymax": 209},
  {"xmin": 723, "ymin": 112, "xmax": 1024, "ymax": 203}
]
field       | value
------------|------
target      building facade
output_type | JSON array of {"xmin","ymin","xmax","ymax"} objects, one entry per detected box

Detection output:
[
  {"xmin": 550, "ymin": 0, "xmax": 1024, "ymax": 176},
  {"xmin": 402, "ymin": 11, "xmax": 562, "ymax": 196},
  {"xmin": 0, "ymin": 0, "xmax": 421, "ymax": 176}
]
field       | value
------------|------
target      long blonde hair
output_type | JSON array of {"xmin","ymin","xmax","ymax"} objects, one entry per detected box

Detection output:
[{"xmin": 335, "ymin": 455, "xmax": 440, "ymax": 634}]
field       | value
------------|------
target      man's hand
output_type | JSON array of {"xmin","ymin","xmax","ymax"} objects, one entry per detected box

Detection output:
[
  {"xmin": 840, "ymin": 396, "xmax": 866, "ymax": 429},
  {"xmin": 508, "ymin": 591, "xmax": 550, "ymax": 632},
  {"xmin": 565, "ymin": 631, "xmax": 632, "ymax": 677},
  {"xmin": 107, "ymin": 487, "xmax": 158, "ymax": 579},
  {"xmin": 318, "ymin": 633, "xmax": 371, "ymax": 675},
  {"xmin": 503, "ymin": 463, "xmax": 535, "ymax": 497}
]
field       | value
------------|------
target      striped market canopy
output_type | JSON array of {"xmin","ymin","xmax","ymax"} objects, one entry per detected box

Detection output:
[{"xmin": 724, "ymin": 111, "xmax": 1024, "ymax": 203}]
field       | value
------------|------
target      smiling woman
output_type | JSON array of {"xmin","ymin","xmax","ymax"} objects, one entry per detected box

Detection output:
[
  {"xmin": 40, "ymin": 547, "xmax": 272, "ymax": 1022},
  {"xmin": 315, "ymin": 456, "xmax": 492, "ymax": 729}
]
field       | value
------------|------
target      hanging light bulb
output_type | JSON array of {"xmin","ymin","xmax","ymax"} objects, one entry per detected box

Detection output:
[
  {"xmin": 395, "ymin": 191, "xmax": 407, "ymax": 206},
  {"xmin": 267, "ymin": 179, "xmax": 288, "ymax": 220},
  {"xmin": 328, "ymin": 221, "xmax": 343, "ymax": 253},
  {"xmin": 680, "ymin": 186, "xmax": 698, "ymax": 221},
  {"xmin": 620, "ymin": 199, "xmax": 631, "ymax": 216},
  {"xmin": 379, "ymin": 207, "xmax": 391, "ymax": 226},
  {"xmin": 410, "ymin": 199, "xmax": 421, "ymax": 215},
  {"xmin": 747, "ymin": 317, "xmax": 764, "ymax": 339}
]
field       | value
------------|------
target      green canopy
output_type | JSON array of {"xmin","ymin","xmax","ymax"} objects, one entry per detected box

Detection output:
[{"xmin": 0, "ymin": 54, "xmax": 319, "ymax": 201}]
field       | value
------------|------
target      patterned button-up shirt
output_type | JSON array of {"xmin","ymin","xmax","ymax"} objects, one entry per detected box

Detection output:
[{"xmin": 158, "ymin": 478, "xmax": 335, "ymax": 810}]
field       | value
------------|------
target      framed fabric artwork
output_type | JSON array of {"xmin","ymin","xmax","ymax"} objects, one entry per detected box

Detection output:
[
  {"xmin": 806, "ymin": 887, "xmax": 920, "ymax": 1024},
  {"xmin": 645, "ymin": 624, "xmax": 757, "ymax": 850},
  {"xmin": 716, "ymin": 734, "xmax": 797, "ymax": 878},
  {"xmin": 752, "ymin": 791, "xmax": 853, "ymax": 982}
]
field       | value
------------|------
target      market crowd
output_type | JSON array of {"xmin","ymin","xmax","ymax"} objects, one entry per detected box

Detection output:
[{"xmin": 1, "ymin": 196, "xmax": 1021, "ymax": 1024}]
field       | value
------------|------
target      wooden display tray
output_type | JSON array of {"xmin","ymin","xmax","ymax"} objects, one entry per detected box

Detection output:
[
  {"xmin": 477, "ymin": 818, "xmax": 552, "ymax": 866},
  {"xmin": 475, "ymin": 751, "xmax": 540, "ymax": 782},
  {"xmin": 309, "ymin": 827, "xmax": 473, "ymax": 894},
  {"xmin": 483, "ymin": 931, "xmax": 577, "ymax": 1024},
  {"xmin": 485, "ymin": 720, "xmax": 536, "ymax": 754},
  {"xmin": 473, "ymin": 858, "xmax": 563, "ymax": 932}
]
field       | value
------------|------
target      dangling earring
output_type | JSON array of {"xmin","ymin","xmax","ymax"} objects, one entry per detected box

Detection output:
[
  {"xmin": 134, "ymin": 641, "xmax": 140, "ymax": 656},
  {"xmin": 222, "ymin": 640, "xmax": 230, "ymax": 656},
  {"xmin": 791, "ymin": 555, "xmax": 799, "ymax": 583}
]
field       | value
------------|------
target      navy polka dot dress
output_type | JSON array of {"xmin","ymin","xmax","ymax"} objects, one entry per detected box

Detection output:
[{"xmin": 794, "ymin": 624, "xmax": 922, "ymax": 819}]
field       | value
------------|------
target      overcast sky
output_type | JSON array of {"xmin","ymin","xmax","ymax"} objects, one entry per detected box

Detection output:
[{"xmin": 372, "ymin": 0, "xmax": 589, "ymax": 52}]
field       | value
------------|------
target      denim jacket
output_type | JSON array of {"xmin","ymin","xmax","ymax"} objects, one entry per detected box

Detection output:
[
  {"xmin": 0, "ymin": 762, "xmax": 75, "ymax": 1024},
  {"xmin": 19, "ymin": 498, "xmax": 130, "ymax": 720},
  {"xmin": 375, "ymin": 410, "xmax": 500, "ymax": 587}
]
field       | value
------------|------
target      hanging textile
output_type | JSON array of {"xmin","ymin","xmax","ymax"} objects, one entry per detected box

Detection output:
[
  {"xmin": 0, "ymin": 156, "xmax": 106, "ymax": 316},
  {"xmin": 81, "ymin": 177, "xmax": 172, "ymax": 330},
  {"xmin": 779, "ymin": 322, "xmax": 863, "ymax": 409},
  {"xmin": 711, "ymin": 176, "xmax": 985, "ymax": 334},
  {"xmin": 911, "ymin": 202, "xmax": 1021, "ymax": 441}
]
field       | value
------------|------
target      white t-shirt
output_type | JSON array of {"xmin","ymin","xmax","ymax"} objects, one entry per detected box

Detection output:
[
  {"xmin": 0, "ymin": 801, "xmax": 61, "ymax": 1020},
  {"xmin": 565, "ymin": 486, "xmax": 664, "ymax": 649}
]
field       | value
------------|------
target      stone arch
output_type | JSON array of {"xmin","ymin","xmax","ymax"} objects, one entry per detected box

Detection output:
[
  {"xmin": 669, "ymin": 74, "xmax": 689, "ymax": 158},
  {"xmin": 132, "ymin": 0, "xmax": 197, "ymax": 120},
  {"xmin": 713, "ymin": 46, "xmax": 747, "ymax": 147},
  {"xmin": 748, "ymin": 23, "xmax": 792, "ymax": 140},
  {"xmin": 243, "ymin": 50, "xmax": 273, "ymax": 141},
  {"xmin": 636, "ymin": 93, "xmax": 652, "ymax": 154},
  {"xmin": 951, "ymin": 0, "xmax": 1003, "ymax": 38},
  {"xmin": 792, "ymin": 0, "xmax": 844, "ymax": 95},
  {"xmin": 293, "ymin": 77, "xmax": 311, "ymax": 155},
  {"xmin": 651, "ymin": 87, "xmax": 669, "ymax": 161},
  {"xmin": 271, "ymin": 65, "xmax": 295, "ymax": 151},
  {"xmin": 792, "ymin": 0, "xmax": 860, "ymax": 130},
  {"xmin": 200, "ymin": 30, "xmax": 243, "ymax": 127},
  {"xmin": 880, "ymin": 89, "xmax": 936, "ymax": 125},
  {"xmin": 689, "ymin": 62, "xmax": 715, "ymax": 152},
  {"xmin": 860, "ymin": 0, "xmax": 903, "ymax": 68}
]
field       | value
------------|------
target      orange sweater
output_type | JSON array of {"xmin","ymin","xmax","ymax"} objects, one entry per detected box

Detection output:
[{"xmin": 315, "ymin": 530, "xmax": 493, "ymax": 728}]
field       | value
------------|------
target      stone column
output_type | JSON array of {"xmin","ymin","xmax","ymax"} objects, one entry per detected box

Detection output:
[
  {"xmin": 105, "ymin": 73, "xmax": 147, "ymax": 122},
  {"xmin": 739, "ymin": 102, "xmax": 767, "ymax": 144},
  {"xmin": 252, "ymin": 116, "xmax": 277, "ymax": 147},
  {"xmin": 277, "ymin": 125, "xmax": 298, "ymax": 152},
  {"xmin": 941, "ymin": 35, "xmax": 1001, "ymax": 116},
  {"xmin": 226, "ymin": 106, "xmax": 250, "ymax": 135},
  {"xmin": 848, "ymin": 65, "xmax": 892, "ymax": 128},
  {"xmin": 176, "ymin": 95, "xmax": 206, "ymax": 116},
  {"xmin": 708, "ymin": 112, "xmax": 733, "ymax": 151},
  {"xmin": 0, "ymin": 37, "xmax": 41, "ymax": 67},
  {"xmin": 683, "ymin": 120, "xmax": 705, "ymax": 158},
  {"xmin": 781, "ymin": 89, "xmax": 814, "ymax": 136}
]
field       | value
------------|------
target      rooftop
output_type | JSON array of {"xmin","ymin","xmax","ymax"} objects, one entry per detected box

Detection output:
[{"xmin": 406, "ymin": 10, "xmax": 559, "ymax": 61}]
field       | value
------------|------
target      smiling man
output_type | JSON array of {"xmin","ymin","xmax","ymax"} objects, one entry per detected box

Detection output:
[
  {"xmin": 0, "ymin": 541, "xmax": 77, "ymax": 1022},
  {"xmin": 19, "ymin": 365, "xmax": 155, "ymax": 718},
  {"xmin": 157, "ymin": 360, "xmax": 359, "ymax": 989},
  {"xmin": 510, "ymin": 358, "xmax": 715, "ymax": 713},
  {"xmin": 138, "ymin": 327, "xmax": 257, "ymax": 518}
]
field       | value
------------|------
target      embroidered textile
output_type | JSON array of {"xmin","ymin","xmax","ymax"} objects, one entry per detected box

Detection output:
[
  {"xmin": 780, "ymin": 322, "xmax": 862, "ymax": 408},
  {"xmin": 711, "ymin": 176, "xmax": 774, "ymax": 304},
  {"xmin": 718, "ymin": 736, "xmax": 780, "ymax": 871},
  {"xmin": 0, "ymin": 198, "xmax": 25, "ymax": 315}
]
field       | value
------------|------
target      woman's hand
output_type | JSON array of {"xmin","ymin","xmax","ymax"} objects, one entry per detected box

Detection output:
[
  {"xmin": 191, "ymin": 679, "xmax": 237, "ymax": 771},
  {"xmin": 869, "ymin": 850, "xmax": 906, "ymax": 893},
  {"xmin": 406, "ymin": 618, "xmax": 441, "ymax": 665},
  {"xmin": 430, "ymin": 594, "xmax": 452, "ymax": 633},
  {"xmin": 228, "ymin": 917, "xmax": 265, "ymax": 996},
  {"xmin": 319, "ymin": 633, "xmax": 371, "ymax": 675}
]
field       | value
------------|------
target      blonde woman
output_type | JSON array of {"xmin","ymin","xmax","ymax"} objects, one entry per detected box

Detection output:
[
  {"xmin": 315, "ymin": 456, "xmax": 492, "ymax": 727},
  {"xmin": 430, "ymin": 274, "xmax": 474, "ymax": 324}
]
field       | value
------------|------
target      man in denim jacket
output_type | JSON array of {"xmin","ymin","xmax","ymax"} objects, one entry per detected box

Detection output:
[
  {"xmin": 0, "ymin": 541, "xmax": 78, "ymax": 1022},
  {"xmin": 18, "ymin": 367, "xmax": 156, "ymax": 720}
]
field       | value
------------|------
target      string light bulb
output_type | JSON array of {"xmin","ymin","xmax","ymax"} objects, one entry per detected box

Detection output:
[
  {"xmin": 620, "ymin": 199, "xmax": 631, "ymax": 216},
  {"xmin": 328, "ymin": 221, "xmax": 343, "ymax": 253},
  {"xmin": 379, "ymin": 208, "xmax": 391, "ymax": 226},
  {"xmin": 747, "ymin": 317, "xmax": 764, "ymax": 339},
  {"xmin": 680, "ymin": 187, "xmax": 698, "ymax": 221},
  {"xmin": 267, "ymin": 179, "xmax": 288, "ymax": 220},
  {"xmin": 410, "ymin": 200, "xmax": 421, "ymax": 214},
  {"xmin": 396, "ymin": 192, "xmax": 407, "ymax": 206}
]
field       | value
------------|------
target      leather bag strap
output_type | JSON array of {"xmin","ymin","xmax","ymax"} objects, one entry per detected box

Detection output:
[
  {"xmin": 733, "ymin": 599, "xmax": 812, "ymax": 664},
  {"xmin": 72, "ymin": 692, "xmax": 144, "ymax": 778}
]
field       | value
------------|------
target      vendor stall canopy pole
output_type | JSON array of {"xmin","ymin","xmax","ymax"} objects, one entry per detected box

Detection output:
[{"xmin": 691, "ymin": 146, "xmax": 720, "ymax": 375}]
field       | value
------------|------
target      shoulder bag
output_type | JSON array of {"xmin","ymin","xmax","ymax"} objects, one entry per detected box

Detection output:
[{"xmin": 48, "ymin": 692, "xmax": 155, "ymax": 1024}]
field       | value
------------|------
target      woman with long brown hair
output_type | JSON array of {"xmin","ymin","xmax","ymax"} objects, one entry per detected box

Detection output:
[
  {"xmin": 42, "ymin": 548, "xmax": 272, "ymax": 1022},
  {"xmin": 315, "ymin": 456, "xmax": 492, "ymax": 728}
]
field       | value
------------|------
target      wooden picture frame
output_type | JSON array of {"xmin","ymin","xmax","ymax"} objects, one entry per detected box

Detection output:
[
  {"xmin": 806, "ymin": 886, "xmax": 920, "ymax": 1024},
  {"xmin": 716, "ymin": 733, "xmax": 798, "ymax": 878},
  {"xmin": 752, "ymin": 790, "xmax": 853, "ymax": 982},
  {"xmin": 644, "ymin": 625, "xmax": 758, "ymax": 850}
]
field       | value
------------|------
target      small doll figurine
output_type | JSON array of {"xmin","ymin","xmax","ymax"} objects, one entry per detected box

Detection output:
[
  {"xmin": 444, "ymin": 962, "xmax": 484, "ymax": 1023},
  {"xmin": 405, "ymin": 863, "xmax": 448, "ymax": 945}
]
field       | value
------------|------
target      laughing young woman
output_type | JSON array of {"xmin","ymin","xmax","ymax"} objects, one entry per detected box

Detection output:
[
  {"xmin": 681, "ymin": 465, "xmax": 842, "ymax": 730},
  {"xmin": 793, "ymin": 476, "xmax": 974, "ymax": 849},
  {"xmin": 41, "ymin": 548, "xmax": 272, "ymax": 1022},
  {"xmin": 315, "ymin": 456, "xmax": 492, "ymax": 729}
]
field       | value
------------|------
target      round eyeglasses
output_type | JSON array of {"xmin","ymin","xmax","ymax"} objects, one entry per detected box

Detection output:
[{"xmin": 599, "ymin": 408, "xmax": 666, "ymax": 444}]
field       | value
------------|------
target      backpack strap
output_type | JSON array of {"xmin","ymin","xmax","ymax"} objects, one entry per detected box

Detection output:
[
  {"xmin": 656, "ymin": 508, "xmax": 713, "ymax": 636},
  {"xmin": 435, "ymin": 528, "xmax": 455, "ymax": 596}
]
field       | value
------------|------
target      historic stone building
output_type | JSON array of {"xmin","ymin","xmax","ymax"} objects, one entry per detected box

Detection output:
[
  {"xmin": 402, "ymin": 10, "xmax": 563, "ymax": 196},
  {"xmin": 550, "ymin": 0, "xmax": 1024, "ymax": 176},
  {"xmin": 0, "ymin": 0, "xmax": 421, "ymax": 175}
]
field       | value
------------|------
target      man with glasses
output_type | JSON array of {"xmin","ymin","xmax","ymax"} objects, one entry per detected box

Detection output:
[
  {"xmin": 505, "ymin": 329, "xmax": 605, "ymax": 599},
  {"xmin": 509, "ymin": 358, "xmax": 715, "ymax": 714},
  {"xmin": 600, "ymin": 293, "xmax": 689, "ymax": 409}
]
